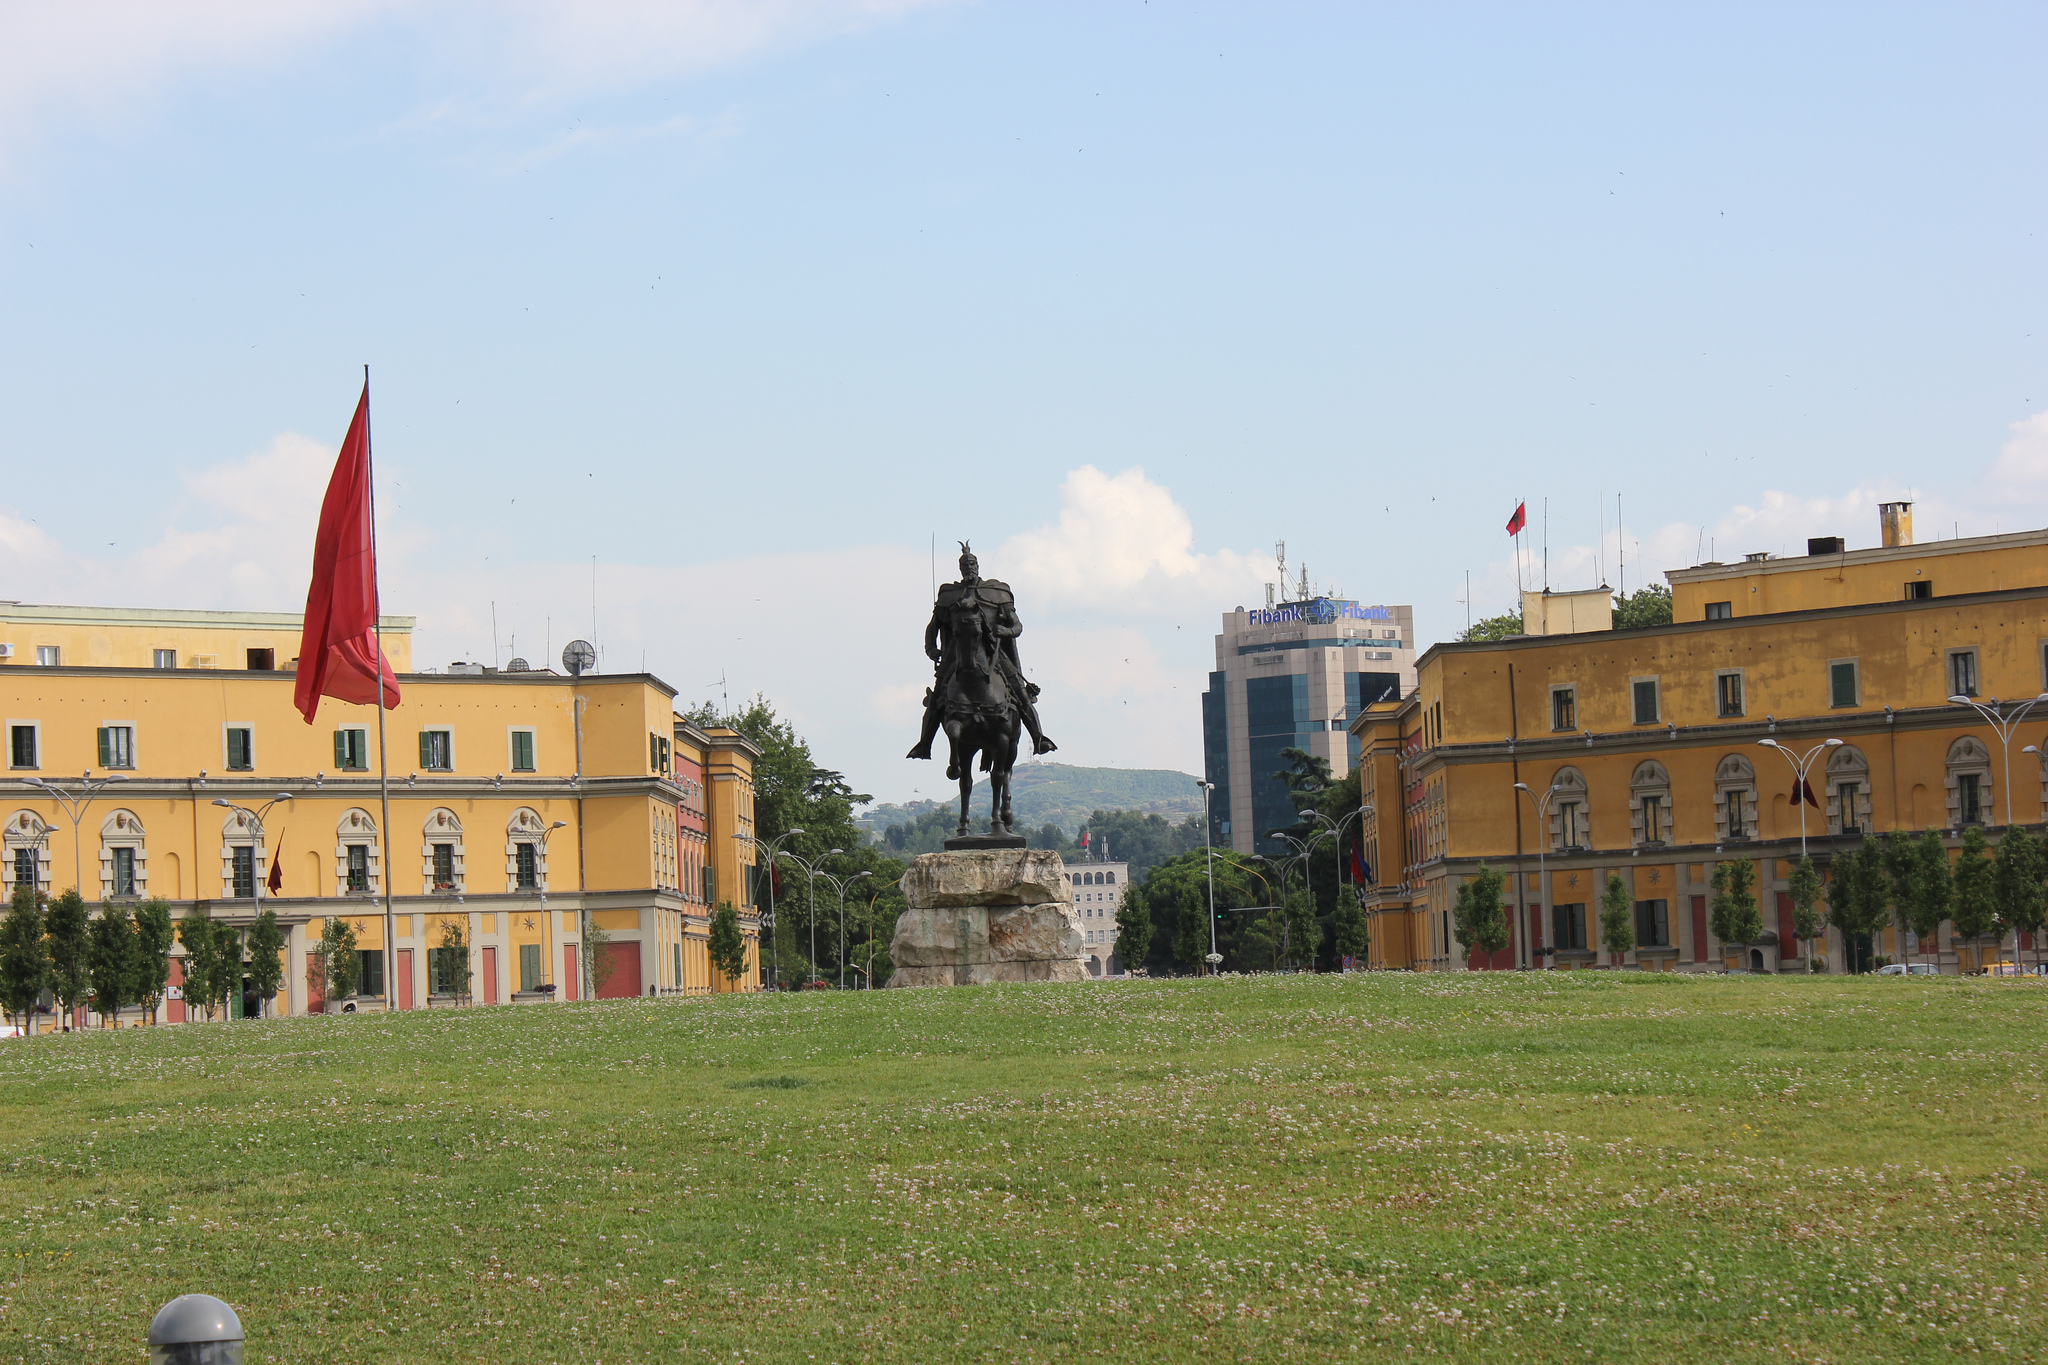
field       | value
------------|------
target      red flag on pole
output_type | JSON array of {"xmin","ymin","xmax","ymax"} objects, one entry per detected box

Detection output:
[
  {"xmin": 1505, "ymin": 502, "xmax": 1527, "ymax": 536},
  {"xmin": 266, "ymin": 834, "xmax": 285, "ymax": 894},
  {"xmin": 294, "ymin": 382, "xmax": 400, "ymax": 721},
  {"xmin": 1794, "ymin": 778, "xmax": 1821, "ymax": 809}
]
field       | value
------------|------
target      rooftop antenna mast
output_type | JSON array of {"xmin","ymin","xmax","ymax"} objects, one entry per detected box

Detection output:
[{"xmin": 1275, "ymin": 540, "xmax": 1287, "ymax": 595}]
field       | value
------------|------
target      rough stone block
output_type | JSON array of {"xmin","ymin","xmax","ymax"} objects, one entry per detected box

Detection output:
[
  {"xmin": 897, "ymin": 848, "xmax": 1072, "ymax": 909},
  {"xmin": 887, "ymin": 850, "xmax": 1084, "ymax": 988}
]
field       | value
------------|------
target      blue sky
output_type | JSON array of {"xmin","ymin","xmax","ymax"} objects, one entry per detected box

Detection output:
[{"xmin": 1, "ymin": 2, "xmax": 2043, "ymax": 803}]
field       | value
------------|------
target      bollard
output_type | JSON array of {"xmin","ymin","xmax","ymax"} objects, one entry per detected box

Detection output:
[{"xmin": 147, "ymin": 1294, "xmax": 244, "ymax": 1365}]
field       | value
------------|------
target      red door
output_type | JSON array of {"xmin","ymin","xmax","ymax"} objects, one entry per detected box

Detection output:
[
  {"xmin": 1691, "ymin": 895, "xmax": 1709, "ymax": 962},
  {"xmin": 562, "ymin": 945, "xmax": 578, "ymax": 1001},
  {"xmin": 480, "ymin": 946, "xmax": 497, "ymax": 1006},
  {"xmin": 168, "ymin": 958, "xmax": 186, "ymax": 1024},
  {"xmin": 598, "ymin": 943, "xmax": 641, "ymax": 999},
  {"xmin": 396, "ymin": 949, "xmax": 414, "ymax": 1011},
  {"xmin": 305, "ymin": 953, "xmax": 324, "ymax": 1015}
]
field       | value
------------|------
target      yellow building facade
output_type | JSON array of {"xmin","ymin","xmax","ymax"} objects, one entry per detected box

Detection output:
[
  {"xmin": 3, "ymin": 604, "xmax": 760, "ymax": 1027},
  {"xmin": 1353, "ymin": 511, "xmax": 2048, "ymax": 973}
]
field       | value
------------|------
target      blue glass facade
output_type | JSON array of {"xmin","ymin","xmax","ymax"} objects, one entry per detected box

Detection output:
[
  {"xmin": 1245, "ymin": 673, "xmax": 1314, "ymax": 854},
  {"xmin": 1201, "ymin": 671, "xmax": 1231, "ymax": 845}
]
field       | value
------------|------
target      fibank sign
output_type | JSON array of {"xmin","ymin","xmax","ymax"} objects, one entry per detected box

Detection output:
[{"xmin": 1248, "ymin": 598, "xmax": 1389, "ymax": 627}]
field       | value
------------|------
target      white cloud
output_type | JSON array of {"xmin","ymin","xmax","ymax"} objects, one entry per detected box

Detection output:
[
  {"xmin": 0, "ymin": 0, "xmax": 954, "ymax": 163},
  {"xmin": 996, "ymin": 465, "xmax": 1267, "ymax": 615}
]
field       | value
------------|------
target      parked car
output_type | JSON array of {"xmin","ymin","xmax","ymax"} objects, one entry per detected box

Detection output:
[
  {"xmin": 1982, "ymin": 961, "xmax": 2028, "ymax": 978},
  {"xmin": 1877, "ymin": 962, "xmax": 1938, "ymax": 976}
]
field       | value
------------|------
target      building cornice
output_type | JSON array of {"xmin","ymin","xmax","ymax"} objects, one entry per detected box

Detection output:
[{"xmin": 1664, "ymin": 527, "xmax": 2048, "ymax": 586}]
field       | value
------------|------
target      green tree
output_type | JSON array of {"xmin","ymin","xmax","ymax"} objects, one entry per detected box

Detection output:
[
  {"xmin": 206, "ymin": 921, "xmax": 244, "ymax": 1019},
  {"xmin": 87, "ymin": 901, "xmax": 137, "ymax": 1027},
  {"xmin": 131, "ymin": 898, "xmax": 175, "ymax": 1024},
  {"xmin": 1598, "ymin": 872, "xmax": 1635, "ymax": 965},
  {"xmin": 0, "ymin": 884, "xmax": 48, "ymax": 1035},
  {"xmin": 1459, "ymin": 610, "xmax": 1524, "ymax": 642},
  {"xmin": 709, "ymin": 902, "xmax": 748, "ymax": 985},
  {"xmin": 1273, "ymin": 747, "xmax": 1333, "ymax": 827},
  {"xmin": 44, "ymin": 889, "xmax": 89, "ymax": 1030},
  {"xmin": 425, "ymin": 916, "xmax": 468, "ymax": 1002},
  {"xmin": 1279, "ymin": 885, "xmax": 1318, "ymax": 970},
  {"xmin": 582, "ymin": 913, "xmax": 616, "ymax": 997},
  {"xmin": 1949, "ymin": 826, "xmax": 1997, "ymax": 971},
  {"xmin": 1451, "ymin": 865, "xmax": 1509, "ymax": 962},
  {"xmin": 247, "ymin": 909, "xmax": 287, "ymax": 1015},
  {"xmin": 1113, "ymin": 881, "xmax": 1153, "ymax": 973},
  {"xmin": 1901, "ymin": 830, "xmax": 1955, "ymax": 969},
  {"xmin": 1612, "ymin": 584, "xmax": 1674, "ymax": 630},
  {"xmin": 178, "ymin": 907, "xmax": 221, "ymax": 1019},
  {"xmin": 1329, "ymin": 889, "xmax": 1368, "ymax": 968},
  {"xmin": 1827, "ymin": 843, "xmax": 1891, "ymax": 972},
  {"xmin": 316, "ymin": 915, "xmax": 361, "ymax": 1005},
  {"xmin": 1787, "ymin": 857, "xmax": 1825, "ymax": 947},
  {"xmin": 1993, "ymin": 826, "xmax": 2048, "ymax": 971},
  {"xmin": 1710, "ymin": 858, "xmax": 1762, "ymax": 957},
  {"xmin": 1171, "ymin": 879, "xmax": 1208, "ymax": 970},
  {"xmin": 1879, "ymin": 830, "xmax": 1919, "ymax": 963}
]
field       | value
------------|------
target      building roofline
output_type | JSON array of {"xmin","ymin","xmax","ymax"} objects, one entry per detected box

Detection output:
[
  {"xmin": 1663, "ymin": 526, "xmax": 2048, "ymax": 585},
  {"xmin": 0, "ymin": 664, "xmax": 676, "ymax": 697},
  {"xmin": 0, "ymin": 602, "xmax": 415, "ymax": 630},
  {"xmin": 1413, "ymin": 581, "xmax": 2048, "ymax": 672}
]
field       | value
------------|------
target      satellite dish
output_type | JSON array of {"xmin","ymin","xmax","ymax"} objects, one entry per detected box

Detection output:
[
  {"xmin": 506, "ymin": 657, "xmax": 529, "ymax": 673},
  {"xmin": 562, "ymin": 640, "xmax": 596, "ymax": 677}
]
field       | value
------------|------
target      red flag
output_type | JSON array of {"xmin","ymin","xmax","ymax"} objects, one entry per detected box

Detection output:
[
  {"xmin": 1350, "ymin": 838, "xmax": 1370, "ymax": 886},
  {"xmin": 1505, "ymin": 502, "xmax": 1527, "ymax": 536},
  {"xmin": 1794, "ymin": 778, "xmax": 1821, "ymax": 809},
  {"xmin": 266, "ymin": 834, "xmax": 285, "ymax": 895},
  {"xmin": 294, "ymin": 382, "xmax": 400, "ymax": 722}
]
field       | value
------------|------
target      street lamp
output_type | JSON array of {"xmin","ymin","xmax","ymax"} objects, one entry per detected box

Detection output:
[
  {"xmin": 1513, "ymin": 783, "xmax": 1564, "ymax": 970},
  {"xmin": 210, "ymin": 794, "xmax": 294, "ymax": 1017},
  {"xmin": 1195, "ymin": 780, "xmax": 1220, "ymax": 971},
  {"xmin": 1300, "ymin": 805, "xmax": 1372, "ymax": 969},
  {"xmin": 775, "ymin": 846, "xmax": 842, "ymax": 988},
  {"xmin": 1756, "ymin": 738, "xmax": 1844, "ymax": 858},
  {"xmin": 25, "ymin": 772, "xmax": 130, "ymax": 902},
  {"xmin": 534, "ymin": 821, "xmax": 567, "ymax": 997},
  {"xmin": 1264, "ymin": 827, "xmax": 1335, "ymax": 969},
  {"xmin": 1947, "ymin": 693, "xmax": 2048, "ymax": 827},
  {"xmin": 734, "ymin": 827, "xmax": 804, "ymax": 990},
  {"xmin": 815, "ymin": 868, "xmax": 871, "ymax": 989}
]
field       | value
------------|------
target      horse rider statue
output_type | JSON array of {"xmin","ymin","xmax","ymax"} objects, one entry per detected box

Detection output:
[{"xmin": 908, "ymin": 542, "xmax": 1057, "ymax": 765}]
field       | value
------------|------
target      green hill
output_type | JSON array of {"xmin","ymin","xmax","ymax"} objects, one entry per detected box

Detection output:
[{"xmin": 860, "ymin": 763, "xmax": 1204, "ymax": 839}]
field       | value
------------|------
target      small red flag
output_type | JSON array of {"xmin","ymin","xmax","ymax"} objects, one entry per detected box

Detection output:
[
  {"xmin": 1794, "ymin": 778, "xmax": 1821, "ymax": 810},
  {"xmin": 266, "ymin": 834, "xmax": 285, "ymax": 895},
  {"xmin": 294, "ymin": 381, "xmax": 400, "ymax": 722},
  {"xmin": 1505, "ymin": 502, "xmax": 1527, "ymax": 536}
]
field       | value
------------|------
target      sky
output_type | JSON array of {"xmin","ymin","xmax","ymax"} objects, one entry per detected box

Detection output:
[{"xmin": 0, "ymin": 1, "xmax": 2043, "ymax": 805}]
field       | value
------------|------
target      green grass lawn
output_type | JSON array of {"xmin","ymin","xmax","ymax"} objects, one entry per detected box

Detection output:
[{"xmin": 3, "ymin": 973, "xmax": 2045, "ymax": 1364}]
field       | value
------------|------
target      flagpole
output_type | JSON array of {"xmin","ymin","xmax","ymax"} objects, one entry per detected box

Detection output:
[{"xmin": 364, "ymin": 364, "xmax": 399, "ymax": 1013}]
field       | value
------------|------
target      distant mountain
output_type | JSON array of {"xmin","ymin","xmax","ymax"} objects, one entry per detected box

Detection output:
[{"xmin": 859, "ymin": 762, "xmax": 1205, "ymax": 840}]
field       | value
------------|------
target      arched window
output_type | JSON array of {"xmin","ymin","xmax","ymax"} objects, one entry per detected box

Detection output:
[
  {"xmin": 1826, "ymin": 746, "xmax": 1873, "ymax": 835},
  {"xmin": 3, "ymin": 811, "xmax": 52, "ymax": 896},
  {"xmin": 221, "ymin": 808, "xmax": 271, "ymax": 900},
  {"xmin": 1105, "ymin": 871, "xmax": 1116, "ymax": 884},
  {"xmin": 1714, "ymin": 755, "xmax": 1758, "ymax": 842},
  {"xmin": 422, "ymin": 808, "xmax": 465, "ymax": 894},
  {"xmin": 1547, "ymin": 767, "xmax": 1590, "ymax": 851},
  {"xmin": 507, "ymin": 808, "xmax": 552, "ymax": 893},
  {"xmin": 1629, "ymin": 761, "xmax": 1671, "ymax": 846},
  {"xmin": 1946, "ymin": 736, "xmax": 1992, "ymax": 826},
  {"xmin": 333, "ymin": 808, "xmax": 380, "ymax": 897},
  {"xmin": 98, "ymin": 809, "xmax": 146, "ymax": 899}
]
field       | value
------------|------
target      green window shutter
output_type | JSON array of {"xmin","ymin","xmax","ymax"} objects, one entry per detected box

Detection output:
[
  {"xmin": 1831, "ymin": 663, "xmax": 1856, "ymax": 708},
  {"xmin": 334, "ymin": 731, "xmax": 348, "ymax": 767},
  {"xmin": 419, "ymin": 731, "xmax": 433, "ymax": 767},
  {"xmin": 97, "ymin": 727, "xmax": 111, "ymax": 768}
]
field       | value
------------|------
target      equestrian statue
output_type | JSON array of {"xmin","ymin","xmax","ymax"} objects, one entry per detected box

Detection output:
[{"xmin": 907, "ymin": 543, "xmax": 1056, "ymax": 842}]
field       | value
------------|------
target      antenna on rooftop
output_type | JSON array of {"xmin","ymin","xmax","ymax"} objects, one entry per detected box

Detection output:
[
  {"xmin": 1275, "ymin": 540, "xmax": 1287, "ymax": 595},
  {"xmin": 562, "ymin": 639, "xmax": 596, "ymax": 677}
]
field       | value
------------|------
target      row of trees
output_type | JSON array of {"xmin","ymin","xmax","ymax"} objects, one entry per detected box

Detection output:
[
  {"xmin": 1447, "ymin": 825, "xmax": 2048, "ymax": 971},
  {"xmin": 0, "ymin": 884, "xmax": 288, "ymax": 1033}
]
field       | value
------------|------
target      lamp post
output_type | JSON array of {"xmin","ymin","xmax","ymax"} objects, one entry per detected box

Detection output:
[
  {"xmin": 775, "ymin": 846, "xmax": 842, "ymax": 988},
  {"xmin": 1756, "ymin": 737, "xmax": 1844, "ymax": 858},
  {"xmin": 815, "ymin": 869, "xmax": 871, "ymax": 989},
  {"xmin": 1513, "ymin": 782, "xmax": 1564, "ymax": 969},
  {"xmin": 734, "ymin": 827, "xmax": 805, "ymax": 990},
  {"xmin": 534, "ymin": 821, "xmax": 567, "ymax": 997},
  {"xmin": 1195, "ymin": 780, "xmax": 1220, "ymax": 971},
  {"xmin": 25, "ymin": 771, "xmax": 130, "ymax": 902},
  {"xmin": 1300, "ymin": 805, "xmax": 1371, "ymax": 969},
  {"xmin": 1264, "ymin": 828, "xmax": 1335, "ymax": 970},
  {"xmin": 1947, "ymin": 693, "xmax": 2048, "ymax": 827},
  {"xmin": 210, "ymin": 794, "xmax": 294, "ymax": 1018}
]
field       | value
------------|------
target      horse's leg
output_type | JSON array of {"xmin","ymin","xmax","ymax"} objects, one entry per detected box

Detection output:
[
  {"xmin": 957, "ymin": 736, "xmax": 982, "ymax": 837},
  {"xmin": 992, "ymin": 721, "xmax": 1019, "ymax": 832}
]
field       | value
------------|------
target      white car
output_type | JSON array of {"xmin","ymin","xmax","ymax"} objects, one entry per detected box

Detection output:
[{"xmin": 1876, "ymin": 962, "xmax": 1938, "ymax": 976}]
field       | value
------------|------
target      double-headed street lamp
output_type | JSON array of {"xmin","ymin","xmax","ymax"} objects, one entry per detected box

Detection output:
[
  {"xmin": 210, "ymin": 794, "xmax": 294, "ymax": 1017},
  {"xmin": 1512, "ymin": 782, "xmax": 1564, "ymax": 969},
  {"xmin": 25, "ymin": 771, "xmax": 130, "ymax": 902},
  {"xmin": 1948, "ymin": 693, "xmax": 2048, "ymax": 827},
  {"xmin": 533, "ymin": 820, "xmax": 568, "ymax": 996},
  {"xmin": 774, "ymin": 846, "xmax": 842, "ymax": 988},
  {"xmin": 734, "ymin": 827, "xmax": 805, "ymax": 990},
  {"xmin": 1264, "ymin": 828, "xmax": 1335, "ymax": 969},
  {"xmin": 1756, "ymin": 737, "xmax": 1843, "ymax": 858},
  {"xmin": 814, "ymin": 869, "xmax": 871, "ymax": 989},
  {"xmin": 1195, "ymin": 780, "xmax": 1220, "ymax": 970}
]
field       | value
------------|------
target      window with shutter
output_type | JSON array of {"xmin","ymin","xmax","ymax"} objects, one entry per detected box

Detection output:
[
  {"xmin": 420, "ymin": 730, "xmax": 452, "ymax": 770},
  {"xmin": 98, "ymin": 727, "xmax": 112, "ymax": 768},
  {"xmin": 519, "ymin": 942, "xmax": 544, "ymax": 992},
  {"xmin": 420, "ymin": 731, "xmax": 434, "ymax": 767},
  {"xmin": 1631, "ymin": 679, "xmax": 1659, "ymax": 724},
  {"xmin": 1829, "ymin": 661, "xmax": 1858, "ymax": 708},
  {"xmin": 8, "ymin": 726, "xmax": 32, "ymax": 769},
  {"xmin": 226, "ymin": 727, "xmax": 253, "ymax": 771},
  {"xmin": 510, "ymin": 730, "xmax": 535, "ymax": 771},
  {"xmin": 335, "ymin": 731, "xmax": 349, "ymax": 767}
]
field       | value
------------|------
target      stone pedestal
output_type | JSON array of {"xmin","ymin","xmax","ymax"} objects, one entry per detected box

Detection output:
[{"xmin": 886, "ymin": 848, "xmax": 1084, "ymax": 987}]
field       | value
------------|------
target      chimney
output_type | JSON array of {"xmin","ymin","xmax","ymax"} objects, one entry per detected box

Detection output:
[{"xmin": 1879, "ymin": 501, "xmax": 1914, "ymax": 548}]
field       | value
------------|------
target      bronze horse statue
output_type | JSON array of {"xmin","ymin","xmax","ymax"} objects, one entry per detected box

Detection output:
[{"xmin": 908, "ymin": 543, "xmax": 1054, "ymax": 842}]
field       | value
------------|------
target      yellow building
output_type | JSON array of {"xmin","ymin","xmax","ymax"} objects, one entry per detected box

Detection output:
[
  {"xmin": 3, "ymin": 603, "xmax": 760, "ymax": 1028},
  {"xmin": 1353, "ymin": 506, "xmax": 2048, "ymax": 973}
]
